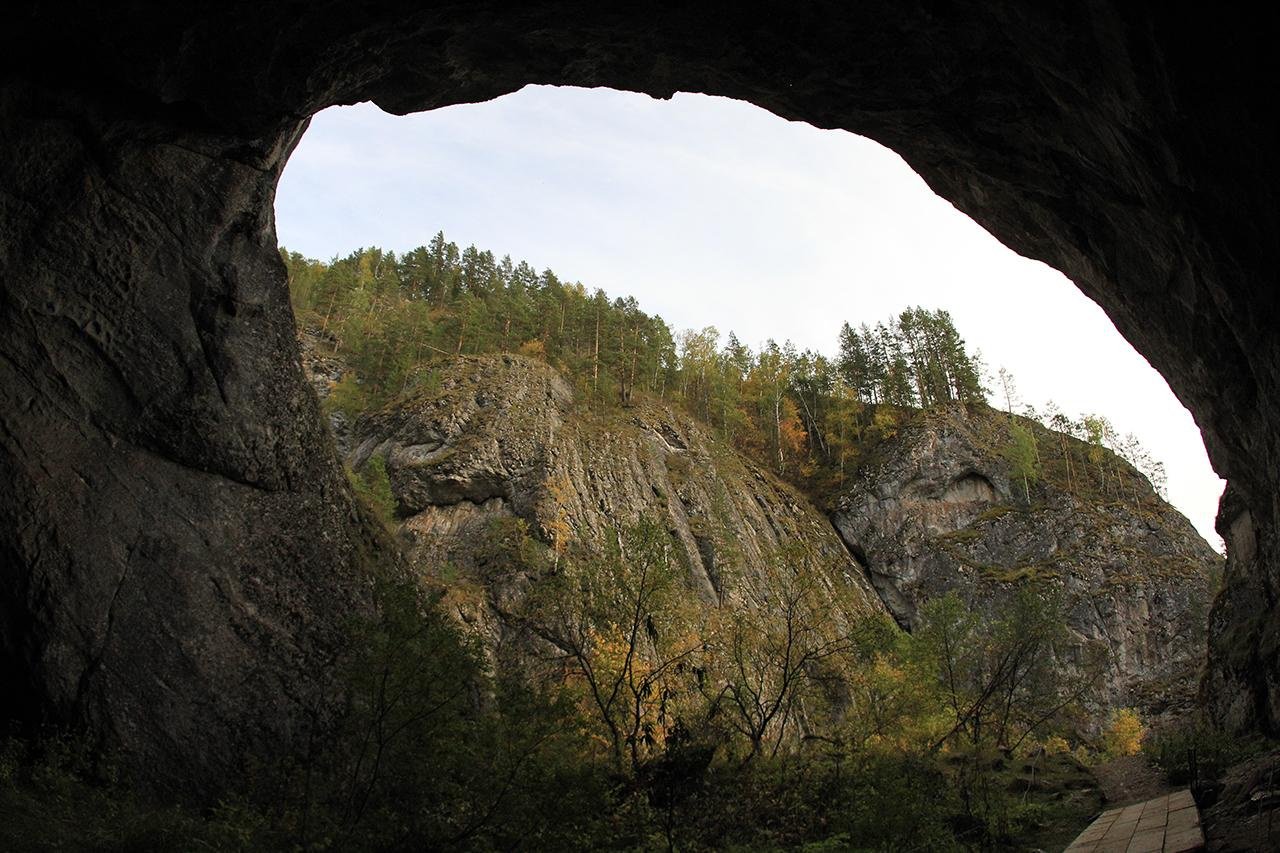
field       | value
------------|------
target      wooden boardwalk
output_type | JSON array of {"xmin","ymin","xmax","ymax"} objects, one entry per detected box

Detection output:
[{"xmin": 1065, "ymin": 789, "xmax": 1204, "ymax": 852}]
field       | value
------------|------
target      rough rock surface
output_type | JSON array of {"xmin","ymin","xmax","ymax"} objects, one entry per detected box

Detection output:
[
  {"xmin": 297, "ymin": 325, "xmax": 354, "ymax": 455},
  {"xmin": 0, "ymin": 105, "xmax": 386, "ymax": 798},
  {"xmin": 3, "ymin": 1, "xmax": 1279, "ymax": 794},
  {"xmin": 832, "ymin": 406, "xmax": 1222, "ymax": 717},
  {"xmin": 349, "ymin": 354, "xmax": 885, "ymax": 659}
]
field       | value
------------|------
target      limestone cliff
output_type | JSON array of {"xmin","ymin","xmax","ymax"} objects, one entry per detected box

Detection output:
[
  {"xmin": 831, "ymin": 406, "xmax": 1222, "ymax": 718},
  {"xmin": 347, "ymin": 354, "xmax": 886, "ymax": 664}
]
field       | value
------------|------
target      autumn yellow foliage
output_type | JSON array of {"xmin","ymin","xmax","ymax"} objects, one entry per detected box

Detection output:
[
  {"xmin": 1042, "ymin": 734, "xmax": 1071, "ymax": 756},
  {"xmin": 1103, "ymin": 708, "xmax": 1146, "ymax": 757},
  {"xmin": 518, "ymin": 338, "xmax": 546, "ymax": 358}
]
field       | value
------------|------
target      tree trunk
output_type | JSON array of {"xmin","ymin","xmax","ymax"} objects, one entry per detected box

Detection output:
[{"xmin": 592, "ymin": 304, "xmax": 600, "ymax": 393}]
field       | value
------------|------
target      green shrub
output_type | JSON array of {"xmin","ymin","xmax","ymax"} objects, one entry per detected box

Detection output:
[
  {"xmin": 0, "ymin": 730, "xmax": 247, "ymax": 851},
  {"xmin": 324, "ymin": 372, "xmax": 370, "ymax": 420},
  {"xmin": 1144, "ymin": 720, "xmax": 1252, "ymax": 785},
  {"xmin": 1, "ymin": 511, "xmax": 1115, "ymax": 851},
  {"xmin": 347, "ymin": 453, "xmax": 397, "ymax": 528}
]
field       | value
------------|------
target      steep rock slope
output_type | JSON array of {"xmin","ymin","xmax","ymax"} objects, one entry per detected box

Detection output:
[
  {"xmin": 5, "ymin": 4, "xmax": 1280, "ymax": 793},
  {"xmin": 832, "ymin": 406, "xmax": 1221, "ymax": 717},
  {"xmin": 348, "ymin": 354, "xmax": 886, "ymax": 659}
]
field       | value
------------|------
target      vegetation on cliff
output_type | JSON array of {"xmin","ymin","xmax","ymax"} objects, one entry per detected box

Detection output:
[
  {"xmin": 282, "ymin": 237, "xmax": 1170, "ymax": 507},
  {"xmin": 832, "ymin": 403, "xmax": 1221, "ymax": 728},
  {"xmin": 0, "ymin": 228, "xmax": 1217, "ymax": 850},
  {"xmin": 1, "ymin": 522, "xmax": 1105, "ymax": 851},
  {"xmin": 67, "ymin": 233, "xmax": 1194, "ymax": 849}
]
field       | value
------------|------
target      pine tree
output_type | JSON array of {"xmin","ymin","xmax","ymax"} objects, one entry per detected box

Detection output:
[{"xmin": 1004, "ymin": 421, "xmax": 1040, "ymax": 503}]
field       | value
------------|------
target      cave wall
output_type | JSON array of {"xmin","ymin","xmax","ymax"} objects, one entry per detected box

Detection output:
[
  {"xmin": 2, "ymin": 1, "xmax": 1277, "ymax": 791},
  {"xmin": 0, "ymin": 80, "xmax": 384, "ymax": 794}
]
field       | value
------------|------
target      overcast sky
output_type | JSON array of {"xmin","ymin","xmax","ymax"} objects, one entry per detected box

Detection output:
[{"xmin": 275, "ymin": 85, "xmax": 1225, "ymax": 548}]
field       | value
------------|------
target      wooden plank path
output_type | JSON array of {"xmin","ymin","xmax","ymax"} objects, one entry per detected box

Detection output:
[{"xmin": 1065, "ymin": 789, "xmax": 1204, "ymax": 852}]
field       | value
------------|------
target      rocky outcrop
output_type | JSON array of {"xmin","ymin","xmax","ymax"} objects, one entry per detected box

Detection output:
[
  {"xmin": 4, "ymin": 1, "xmax": 1279, "ymax": 794},
  {"xmin": 346, "ymin": 358, "xmax": 1219, "ymax": 720},
  {"xmin": 349, "ymin": 355, "xmax": 885, "ymax": 661},
  {"xmin": 832, "ymin": 406, "xmax": 1222, "ymax": 717},
  {"xmin": 297, "ymin": 325, "xmax": 355, "ymax": 455}
]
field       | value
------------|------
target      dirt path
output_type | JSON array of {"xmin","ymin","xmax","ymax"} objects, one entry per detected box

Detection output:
[{"xmin": 1091, "ymin": 754, "xmax": 1173, "ymax": 807}]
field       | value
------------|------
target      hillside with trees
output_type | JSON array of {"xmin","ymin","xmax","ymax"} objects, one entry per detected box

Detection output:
[
  {"xmin": 308, "ymin": 349, "xmax": 1119, "ymax": 850},
  {"xmin": 0, "ymin": 233, "xmax": 1222, "ymax": 851},
  {"xmin": 282, "ymin": 234, "xmax": 1168, "ymax": 505},
  {"xmin": 235, "ymin": 233, "xmax": 1221, "ymax": 847}
]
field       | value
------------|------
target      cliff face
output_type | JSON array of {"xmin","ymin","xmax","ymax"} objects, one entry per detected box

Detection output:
[
  {"xmin": 341, "ymin": 352, "xmax": 1217, "ymax": 725},
  {"xmin": 831, "ymin": 406, "xmax": 1222, "ymax": 717},
  {"xmin": 5, "ymin": 0, "xmax": 1280, "ymax": 793},
  {"xmin": 348, "ymin": 354, "xmax": 886, "ymax": 662}
]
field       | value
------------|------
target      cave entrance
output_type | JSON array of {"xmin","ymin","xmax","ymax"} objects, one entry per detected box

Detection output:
[
  {"xmin": 275, "ymin": 85, "xmax": 1223, "ymax": 545},
  {"xmin": 8, "ymin": 3, "xmax": 1276, "ymax": 801}
]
